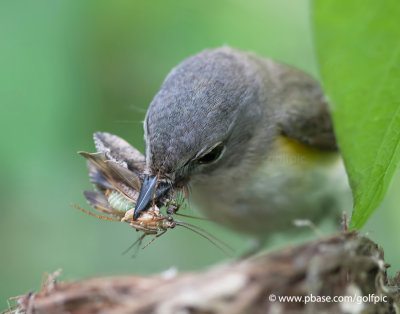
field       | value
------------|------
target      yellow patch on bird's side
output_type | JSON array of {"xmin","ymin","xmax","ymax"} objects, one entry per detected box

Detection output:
[{"xmin": 269, "ymin": 135, "xmax": 338, "ymax": 169}]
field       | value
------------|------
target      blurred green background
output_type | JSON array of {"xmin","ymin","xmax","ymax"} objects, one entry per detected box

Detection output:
[{"xmin": 1, "ymin": 0, "xmax": 398, "ymax": 308}]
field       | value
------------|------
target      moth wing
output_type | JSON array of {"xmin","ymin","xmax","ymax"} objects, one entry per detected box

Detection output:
[
  {"xmin": 110, "ymin": 181, "xmax": 139, "ymax": 204},
  {"xmin": 93, "ymin": 132, "xmax": 145, "ymax": 174},
  {"xmin": 79, "ymin": 151, "xmax": 140, "ymax": 201},
  {"xmin": 87, "ymin": 161, "xmax": 114, "ymax": 190},
  {"xmin": 79, "ymin": 151, "xmax": 140, "ymax": 189},
  {"xmin": 104, "ymin": 160, "xmax": 141, "ymax": 191},
  {"xmin": 83, "ymin": 190, "xmax": 124, "ymax": 218},
  {"xmin": 79, "ymin": 151, "xmax": 110, "ymax": 174}
]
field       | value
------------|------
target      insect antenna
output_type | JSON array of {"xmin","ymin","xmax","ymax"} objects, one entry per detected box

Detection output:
[
  {"xmin": 172, "ymin": 212, "xmax": 210, "ymax": 221},
  {"xmin": 71, "ymin": 204, "xmax": 120, "ymax": 222},
  {"xmin": 175, "ymin": 220, "xmax": 234, "ymax": 252},
  {"xmin": 175, "ymin": 222, "xmax": 233, "ymax": 257},
  {"xmin": 166, "ymin": 198, "xmax": 209, "ymax": 221}
]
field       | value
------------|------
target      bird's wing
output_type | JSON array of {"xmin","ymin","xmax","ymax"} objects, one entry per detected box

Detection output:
[{"xmin": 263, "ymin": 59, "xmax": 337, "ymax": 151}]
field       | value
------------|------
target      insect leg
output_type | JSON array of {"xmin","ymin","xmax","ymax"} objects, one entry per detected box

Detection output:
[
  {"xmin": 122, "ymin": 233, "xmax": 147, "ymax": 256},
  {"xmin": 72, "ymin": 204, "xmax": 120, "ymax": 222},
  {"xmin": 142, "ymin": 229, "xmax": 167, "ymax": 249}
]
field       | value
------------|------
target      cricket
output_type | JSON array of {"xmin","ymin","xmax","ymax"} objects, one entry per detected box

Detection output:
[{"xmin": 73, "ymin": 132, "xmax": 232, "ymax": 253}]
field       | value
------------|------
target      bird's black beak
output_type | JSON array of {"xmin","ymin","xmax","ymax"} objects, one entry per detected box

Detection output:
[{"xmin": 133, "ymin": 174, "xmax": 171, "ymax": 219}]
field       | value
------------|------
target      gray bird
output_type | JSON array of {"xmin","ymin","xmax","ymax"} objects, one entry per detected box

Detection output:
[{"xmin": 134, "ymin": 47, "xmax": 351, "ymax": 241}]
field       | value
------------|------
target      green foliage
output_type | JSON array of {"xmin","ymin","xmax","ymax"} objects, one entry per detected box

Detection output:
[{"xmin": 313, "ymin": 0, "xmax": 400, "ymax": 229}]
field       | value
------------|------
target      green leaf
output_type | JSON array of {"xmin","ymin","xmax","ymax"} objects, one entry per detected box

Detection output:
[{"xmin": 313, "ymin": 1, "xmax": 400, "ymax": 229}]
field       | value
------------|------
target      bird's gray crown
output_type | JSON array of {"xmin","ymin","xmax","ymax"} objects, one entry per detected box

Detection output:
[{"xmin": 144, "ymin": 47, "xmax": 264, "ymax": 181}]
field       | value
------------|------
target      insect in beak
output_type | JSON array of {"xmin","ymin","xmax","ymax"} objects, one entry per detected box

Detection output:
[
  {"xmin": 74, "ymin": 132, "xmax": 233, "ymax": 255},
  {"xmin": 134, "ymin": 174, "xmax": 171, "ymax": 219}
]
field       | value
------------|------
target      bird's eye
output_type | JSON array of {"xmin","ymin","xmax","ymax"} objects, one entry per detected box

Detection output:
[{"xmin": 197, "ymin": 143, "xmax": 225, "ymax": 164}]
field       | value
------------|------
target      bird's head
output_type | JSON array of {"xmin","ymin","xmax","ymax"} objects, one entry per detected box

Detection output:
[{"xmin": 133, "ymin": 47, "xmax": 270, "ymax": 218}]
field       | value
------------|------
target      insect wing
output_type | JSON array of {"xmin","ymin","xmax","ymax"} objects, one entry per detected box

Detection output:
[
  {"xmin": 79, "ymin": 151, "xmax": 140, "ymax": 189},
  {"xmin": 93, "ymin": 132, "xmax": 145, "ymax": 174},
  {"xmin": 104, "ymin": 160, "xmax": 141, "ymax": 191},
  {"xmin": 87, "ymin": 161, "xmax": 114, "ymax": 190},
  {"xmin": 79, "ymin": 151, "xmax": 140, "ymax": 202},
  {"xmin": 79, "ymin": 151, "xmax": 110, "ymax": 174},
  {"xmin": 83, "ymin": 190, "xmax": 124, "ymax": 218}
]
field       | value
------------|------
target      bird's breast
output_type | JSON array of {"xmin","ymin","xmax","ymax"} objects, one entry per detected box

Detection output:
[{"xmin": 190, "ymin": 135, "xmax": 352, "ymax": 238}]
